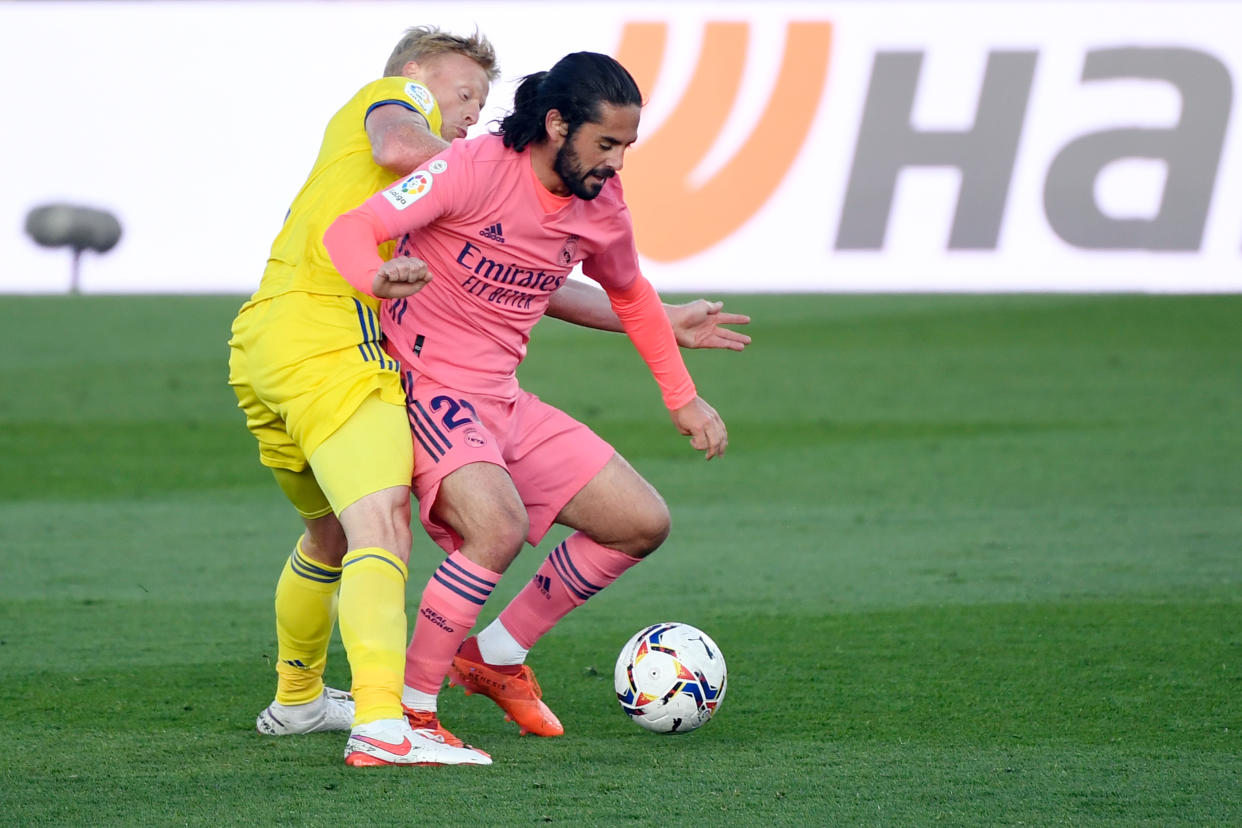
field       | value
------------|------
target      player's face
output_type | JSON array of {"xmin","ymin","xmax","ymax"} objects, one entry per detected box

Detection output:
[
  {"xmin": 554, "ymin": 103, "xmax": 640, "ymax": 200},
  {"xmin": 415, "ymin": 52, "xmax": 491, "ymax": 141}
]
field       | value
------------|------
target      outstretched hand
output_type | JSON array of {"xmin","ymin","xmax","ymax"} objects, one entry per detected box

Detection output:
[
  {"xmin": 670, "ymin": 396, "xmax": 728, "ymax": 460},
  {"xmin": 373, "ymin": 256, "xmax": 432, "ymax": 299},
  {"xmin": 667, "ymin": 299, "xmax": 752, "ymax": 351}
]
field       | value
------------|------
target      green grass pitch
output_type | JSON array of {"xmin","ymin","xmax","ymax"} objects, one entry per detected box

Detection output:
[{"xmin": 1, "ymin": 293, "xmax": 1238, "ymax": 825}]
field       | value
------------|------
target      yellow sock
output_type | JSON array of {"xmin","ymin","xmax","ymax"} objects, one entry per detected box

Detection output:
[
  {"xmin": 338, "ymin": 547, "xmax": 408, "ymax": 725},
  {"xmin": 273, "ymin": 537, "xmax": 341, "ymax": 706}
]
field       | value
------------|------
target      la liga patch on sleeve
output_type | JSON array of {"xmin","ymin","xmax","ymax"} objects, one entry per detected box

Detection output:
[{"xmin": 383, "ymin": 170, "xmax": 433, "ymax": 210}]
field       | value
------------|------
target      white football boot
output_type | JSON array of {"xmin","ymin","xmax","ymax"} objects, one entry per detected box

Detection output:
[
  {"xmin": 255, "ymin": 686, "xmax": 355, "ymax": 735},
  {"xmin": 344, "ymin": 717, "xmax": 493, "ymax": 767}
]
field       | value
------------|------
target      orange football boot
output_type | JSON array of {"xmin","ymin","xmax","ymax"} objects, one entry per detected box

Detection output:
[{"xmin": 447, "ymin": 636, "xmax": 564, "ymax": 737}]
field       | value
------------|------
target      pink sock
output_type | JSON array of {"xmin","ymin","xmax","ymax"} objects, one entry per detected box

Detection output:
[
  {"xmin": 497, "ymin": 532, "xmax": 641, "ymax": 649},
  {"xmin": 404, "ymin": 550, "xmax": 500, "ymax": 695}
]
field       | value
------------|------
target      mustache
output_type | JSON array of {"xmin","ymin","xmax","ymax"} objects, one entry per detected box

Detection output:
[{"xmin": 588, "ymin": 167, "xmax": 616, "ymax": 179}]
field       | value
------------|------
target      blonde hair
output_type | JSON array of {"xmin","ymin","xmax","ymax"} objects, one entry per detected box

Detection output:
[{"xmin": 383, "ymin": 25, "xmax": 499, "ymax": 80}]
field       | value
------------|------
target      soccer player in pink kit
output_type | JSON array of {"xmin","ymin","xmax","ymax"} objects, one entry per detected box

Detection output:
[{"xmin": 324, "ymin": 51, "xmax": 727, "ymax": 750}]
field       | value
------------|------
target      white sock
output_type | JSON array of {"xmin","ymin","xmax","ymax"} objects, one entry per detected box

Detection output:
[
  {"xmin": 401, "ymin": 686, "xmax": 438, "ymax": 712},
  {"xmin": 476, "ymin": 619, "xmax": 529, "ymax": 665}
]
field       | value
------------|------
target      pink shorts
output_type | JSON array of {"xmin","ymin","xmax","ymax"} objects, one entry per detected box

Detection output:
[{"xmin": 401, "ymin": 370, "xmax": 615, "ymax": 553}]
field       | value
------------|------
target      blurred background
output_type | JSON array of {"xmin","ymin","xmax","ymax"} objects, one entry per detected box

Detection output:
[{"xmin": 2, "ymin": 3, "xmax": 1239, "ymax": 822}]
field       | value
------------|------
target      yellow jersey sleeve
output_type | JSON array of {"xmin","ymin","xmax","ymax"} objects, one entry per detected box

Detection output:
[
  {"xmin": 250, "ymin": 77, "xmax": 443, "ymax": 305},
  {"xmin": 384, "ymin": 79, "xmax": 443, "ymax": 138}
]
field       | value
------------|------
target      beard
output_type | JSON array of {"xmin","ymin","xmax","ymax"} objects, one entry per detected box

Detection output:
[{"xmin": 553, "ymin": 139, "xmax": 615, "ymax": 200}]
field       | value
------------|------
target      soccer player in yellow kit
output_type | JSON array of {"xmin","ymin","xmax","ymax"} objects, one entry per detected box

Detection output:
[
  {"xmin": 229, "ymin": 26, "xmax": 501, "ymax": 766},
  {"xmin": 229, "ymin": 26, "xmax": 751, "ymax": 767}
]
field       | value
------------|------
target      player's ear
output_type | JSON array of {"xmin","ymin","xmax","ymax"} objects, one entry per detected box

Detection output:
[
  {"xmin": 545, "ymin": 109, "xmax": 570, "ymax": 144},
  {"xmin": 402, "ymin": 60, "xmax": 422, "ymax": 81}
]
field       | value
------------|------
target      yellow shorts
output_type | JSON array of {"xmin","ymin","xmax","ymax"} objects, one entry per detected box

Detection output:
[{"xmin": 228, "ymin": 291, "xmax": 412, "ymax": 514}]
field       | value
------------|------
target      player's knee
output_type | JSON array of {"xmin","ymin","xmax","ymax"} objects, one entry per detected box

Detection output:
[
  {"xmin": 480, "ymin": 499, "xmax": 529, "ymax": 557},
  {"xmin": 303, "ymin": 518, "xmax": 348, "ymax": 566},
  {"xmin": 454, "ymin": 497, "xmax": 528, "ymax": 572},
  {"xmin": 385, "ymin": 498, "xmax": 414, "ymax": 552},
  {"xmin": 626, "ymin": 499, "xmax": 671, "ymax": 558},
  {"xmin": 386, "ymin": 511, "xmax": 414, "ymax": 558},
  {"xmin": 338, "ymin": 488, "xmax": 413, "ymax": 560}
]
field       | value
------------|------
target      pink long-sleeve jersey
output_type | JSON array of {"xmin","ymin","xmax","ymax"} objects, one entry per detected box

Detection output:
[{"xmin": 324, "ymin": 133, "xmax": 695, "ymax": 408}]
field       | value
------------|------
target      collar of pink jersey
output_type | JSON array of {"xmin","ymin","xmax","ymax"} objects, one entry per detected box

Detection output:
[{"xmin": 527, "ymin": 152, "xmax": 573, "ymax": 214}]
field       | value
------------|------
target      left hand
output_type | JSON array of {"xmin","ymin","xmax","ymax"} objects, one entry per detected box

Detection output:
[
  {"xmin": 670, "ymin": 396, "xmax": 728, "ymax": 460},
  {"xmin": 666, "ymin": 300, "xmax": 752, "ymax": 351}
]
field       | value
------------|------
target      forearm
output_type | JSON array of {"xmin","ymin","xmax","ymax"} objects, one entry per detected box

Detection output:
[
  {"xmin": 607, "ymin": 277, "xmax": 697, "ymax": 410},
  {"xmin": 546, "ymin": 278, "xmax": 625, "ymax": 332},
  {"xmin": 323, "ymin": 204, "xmax": 391, "ymax": 296},
  {"xmin": 550, "ymin": 278, "xmax": 692, "ymax": 334}
]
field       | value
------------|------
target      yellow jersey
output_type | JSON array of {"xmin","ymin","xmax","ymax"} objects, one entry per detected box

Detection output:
[{"xmin": 246, "ymin": 76, "xmax": 443, "ymax": 309}]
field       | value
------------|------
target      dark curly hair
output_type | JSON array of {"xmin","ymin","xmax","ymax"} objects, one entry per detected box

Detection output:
[{"xmin": 497, "ymin": 52, "xmax": 642, "ymax": 151}]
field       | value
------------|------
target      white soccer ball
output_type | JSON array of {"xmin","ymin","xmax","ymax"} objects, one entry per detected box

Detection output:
[{"xmin": 613, "ymin": 622, "xmax": 727, "ymax": 733}]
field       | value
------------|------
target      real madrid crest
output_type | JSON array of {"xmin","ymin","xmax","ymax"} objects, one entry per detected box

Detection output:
[{"xmin": 557, "ymin": 234, "xmax": 580, "ymax": 267}]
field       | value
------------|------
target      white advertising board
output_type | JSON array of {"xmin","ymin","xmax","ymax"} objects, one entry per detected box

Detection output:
[{"xmin": 1, "ymin": 1, "xmax": 1239, "ymax": 293}]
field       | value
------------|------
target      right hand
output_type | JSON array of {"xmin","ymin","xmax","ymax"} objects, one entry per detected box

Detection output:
[
  {"xmin": 373, "ymin": 256, "xmax": 432, "ymax": 298},
  {"xmin": 666, "ymin": 299, "xmax": 752, "ymax": 351}
]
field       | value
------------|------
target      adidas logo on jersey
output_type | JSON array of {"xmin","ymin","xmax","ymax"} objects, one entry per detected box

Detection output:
[{"xmin": 479, "ymin": 223, "xmax": 505, "ymax": 243}]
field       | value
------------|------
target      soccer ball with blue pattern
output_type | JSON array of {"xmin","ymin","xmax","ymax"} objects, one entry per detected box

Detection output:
[{"xmin": 614, "ymin": 622, "xmax": 727, "ymax": 733}]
